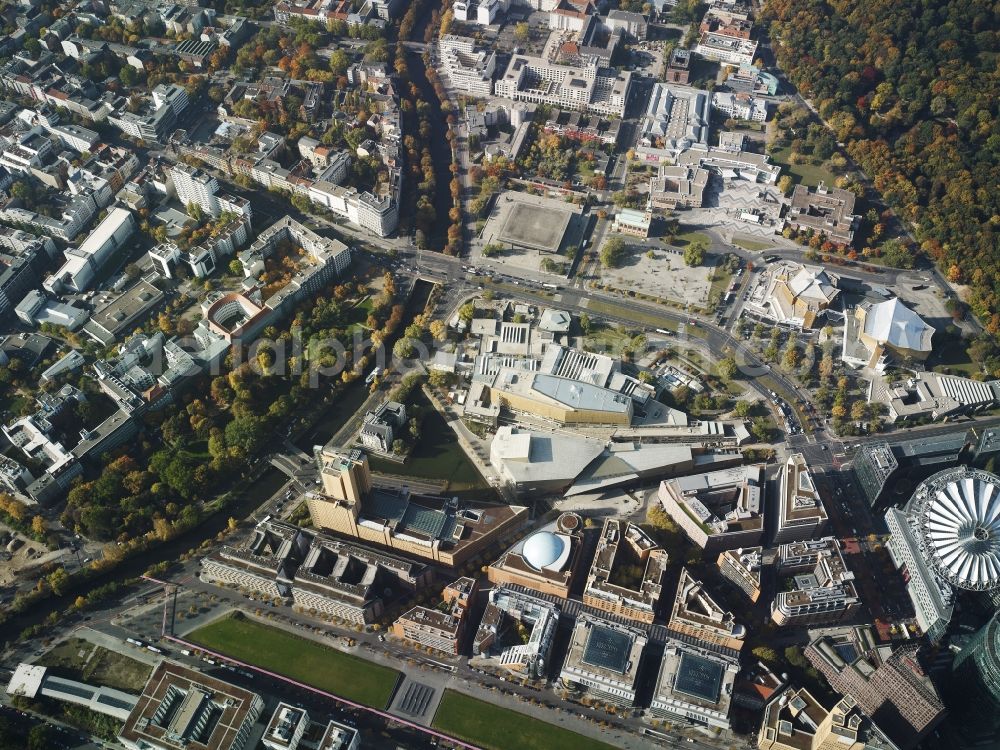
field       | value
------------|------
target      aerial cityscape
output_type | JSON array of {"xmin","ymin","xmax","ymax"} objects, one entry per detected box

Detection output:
[{"xmin": 0, "ymin": 0, "xmax": 997, "ymax": 749}]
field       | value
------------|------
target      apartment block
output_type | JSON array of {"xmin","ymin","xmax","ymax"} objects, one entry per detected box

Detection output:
[
  {"xmin": 391, "ymin": 577, "xmax": 477, "ymax": 655},
  {"xmin": 439, "ymin": 35, "xmax": 497, "ymax": 97},
  {"xmin": 717, "ymin": 546, "xmax": 763, "ymax": 603},
  {"xmin": 668, "ymin": 568, "xmax": 745, "ymax": 654},
  {"xmin": 771, "ymin": 538, "xmax": 860, "ymax": 627},
  {"xmin": 582, "ymin": 519, "xmax": 667, "ymax": 624}
]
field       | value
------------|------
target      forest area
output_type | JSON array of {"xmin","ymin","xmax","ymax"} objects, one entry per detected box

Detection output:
[{"xmin": 763, "ymin": 0, "xmax": 1000, "ymax": 366}]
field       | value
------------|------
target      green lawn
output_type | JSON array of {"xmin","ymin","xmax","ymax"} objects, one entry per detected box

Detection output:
[
  {"xmin": 673, "ymin": 229, "xmax": 712, "ymax": 248},
  {"xmin": 770, "ymin": 146, "xmax": 838, "ymax": 188},
  {"xmin": 432, "ymin": 691, "xmax": 617, "ymax": 750},
  {"xmin": 186, "ymin": 615, "xmax": 400, "ymax": 708},
  {"xmin": 584, "ymin": 324, "xmax": 634, "ymax": 356},
  {"xmin": 930, "ymin": 335, "xmax": 979, "ymax": 377},
  {"xmin": 586, "ymin": 299, "xmax": 679, "ymax": 329},
  {"xmin": 732, "ymin": 237, "xmax": 774, "ymax": 252}
]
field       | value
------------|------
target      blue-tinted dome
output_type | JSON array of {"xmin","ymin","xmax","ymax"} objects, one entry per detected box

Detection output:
[{"xmin": 522, "ymin": 531, "xmax": 566, "ymax": 570}]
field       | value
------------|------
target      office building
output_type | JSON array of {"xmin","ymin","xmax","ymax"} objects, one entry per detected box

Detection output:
[
  {"xmin": 774, "ymin": 453, "xmax": 828, "ymax": 544},
  {"xmin": 6, "ymin": 663, "xmax": 138, "ymax": 722},
  {"xmin": 559, "ymin": 614, "xmax": 647, "ymax": 706},
  {"xmin": 651, "ymin": 639, "xmax": 740, "ymax": 729},
  {"xmin": 884, "ymin": 507, "xmax": 954, "ymax": 643},
  {"xmin": 668, "ymin": 568, "xmax": 745, "ymax": 654},
  {"xmin": 494, "ymin": 55, "xmax": 632, "ymax": 117},
  {"xmin": 44, "ymin": 207, "xmax": 136, "ymax": 294},
  {"xmin": 758, "ymin": 689, "xmax": 899, "ymax": 750},
  {"xmin": 649, "ymin": 164, "xmax": 709, "ymax": 210},
  {"xmin": 949, "ymin": 608, "xmax": 1000, "ymax": 744},
  {"xmin": 200, "ymin": 518, "xmax": 431, "ymax": 625},
  {"xmin": 717, "ymin": 546, "xmax": 763, "ymax": 603},
  {"xmin": 771, "ymin": 537, "xmax": 860, "ymax": 627},
  {"xmin": 638, "ymin": 83, "xmax": 711, "ymax": 159},
  {"xmin": 869, "ymin": 370, "xmax": 1000, "ymax": 424},
  {"xmin": 118, "ymin": 662, "xmax": 264, "ymax": 750},
  {"xmin": 262, "ymin": 703, "xmax": 309, "ymax": 750},
  {"xmin": 391, "ymin": 577, "xmax": 477, "ymax": 655},
  {"xmin": 582, "ymin": 518, "xmax": 667, "ymax": 624},
  {"xmin": 657, "ymin": 464, "xmax": 765, "ymax": 552},
  {"xmin": 359, "ymin": 400, "xmax": 406, "ymax": 454},
  {"xmin": 806, "ymin": 637, "xmax": 945, "ymax": 749},
  {"xmin": 317, "ymin": 720, "xmax": 359, "ymax": 750},
  {"xmin": 488, "ymin": 512, "xmax": 584, "ymax": 598},
  {"xmin": 694, "ymin": 32, "xmax": 757, "ymax": 66},
  {"xmin": 308, "ymin": 448, "xmax": 528, "ymax": 566},
  {"xmin": 472, "ymin": 586, "xmax": 559, "ymax": 680},
  {"xmin": 853, "ymin": 442, "xmax": 898, "ymax": 506},
  {"xmin": 786, "ymin": 182, "xmax": 860, "ymax": 246},
  {"xmin": 712, "ymin": 91, "xmax": 770, "ymax": 122}
]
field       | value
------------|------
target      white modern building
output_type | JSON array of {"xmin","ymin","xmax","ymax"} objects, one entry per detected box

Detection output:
[
  {"xmin": 439, "ymin": 35, "xmax": 497, "ymax": 97},
  {"xmin": 694, "ymin": 32, "xmax": 757, "ymax": 66},
  {"xmin": 712, "ymin": 91, "xmax": 770, "ymax": 122},
  {"xmin": 44, "ymin": 207, "xmax": 136, "ymax": 294},
  {"xmin": 494, "ymin": 55, "xmax": 632, "ymax": 118},
  {"xmin": 886, "ymin": 466, "xmax": 1000, "ymax": 642},
  {"xmin": 637, "ymin": 83, "xmax": 711, "ymax": 159}
]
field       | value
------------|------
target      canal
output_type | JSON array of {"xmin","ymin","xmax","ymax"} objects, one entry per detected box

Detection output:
[
  {"xmin": 402, "ymin": 4, "xmax": 455, "ymax": 251},
  {"xmin": 0, "ymin": 468, "xmax": 288, "ymax": 644},
  {"xmin": 1, "ymin": 279, "xmax": 439, "ymax": 644}
]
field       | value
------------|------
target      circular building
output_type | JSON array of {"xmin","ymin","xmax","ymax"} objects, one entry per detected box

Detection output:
[
  {"xmin": 522, "ymin": 531, "xmax": 568, "ymax": 571},
  {"xmin": 908, "ymin": 466, "xmax": 1000, "ymax": 591}
]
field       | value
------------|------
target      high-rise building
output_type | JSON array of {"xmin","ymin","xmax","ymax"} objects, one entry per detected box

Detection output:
[
  {"xmin": 170, "ymin": 162, "xmax": 221, "ymax": 215},
  {"xmin": 758, "ymin": 689, "xmax": 899, "ymax": 750},
  {"xmin": 852, "ymin": 442, "xmax": 898, "ymax": 506},
  {"xmin": 806, "ymin": 636, "xmax": 945, "ymax": 749},
  {"xmin": 774, "ymin": 453, "xmax": 828, "ymax": 544},
  {"xmin": 949, "ymin": 608, "xmax": 1000, "ymax": 743},
  {"xmin": 307, "ymin": 448, "xmax": 528, "ymax": 566},
  {"xmin": 717, "ymin": 546, "xmax": 763, "ymax": 603}
]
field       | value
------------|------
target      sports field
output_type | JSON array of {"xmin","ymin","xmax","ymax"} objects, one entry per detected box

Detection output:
[
  {"xmin": 431, "ymin": 690, "xmax": 617, "ymax": 750},
  {"xmin": 186, "ymin": 614, "xmax": 400, "ymax": 708}
]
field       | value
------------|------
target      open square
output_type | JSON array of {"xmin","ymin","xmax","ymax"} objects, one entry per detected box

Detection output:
[{"xmin": 595, "ymin": 236, "xmax": 715, "ymax": 306}]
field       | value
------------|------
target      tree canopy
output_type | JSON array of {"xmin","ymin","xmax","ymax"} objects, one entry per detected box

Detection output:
[{"xmin": 764, "ymin": 0, "xmax": 1000, "ymax": 334}]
